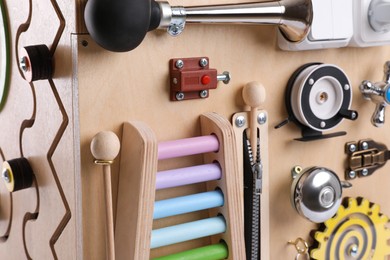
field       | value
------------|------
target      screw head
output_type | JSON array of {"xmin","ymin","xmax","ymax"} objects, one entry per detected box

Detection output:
[
  {"xmin": 258, "ymin": 113, "xmax": 267, "ymax": 125},
  {"xmin": 348, "ymin": 171, "xmax": 357, "ymax": 179},
  {"xmin": 349, "ymin": 244, "xmax": 359, "ymax": 257},
  {"xmin": 349, "ymin": 144, "xmax": 357, "ymax": 153},
  {"xmin": 199, "ymin": 58, "xmax": 208, "ymax": 67},
  {"xmin": 361, "ymin": 168, "xmax": 369, "ymax": 176},
  {"xmin": 175, "ymin": 60, "xmax": 184, "ymax": 69},
  {"xmin": 235, "ymin": 116, "xmax": 246, "ymax": 128},
  {"xmin": 309, "ymin": 78, "xmax": 315, "ymax": 85},
  {"xmin": 199, "ymin": 90, "xmax": 208, "ymax": 98},
  {"xmin": 351, "ymin": 111, "xmax": 357, "ymax": 119},
  {"xmin": 291, "ymin": 165, "xmax": 302, "ymax": 179},
  {"xmin": 176, "ymin": 92, "xmax": 185, "ymax": 101},
  {"xmin": 320, "ymin": 121, "xmax": 326, "ymax": 128},
  {"xmin": 19, "ymin": 56, "xmax": 29, "ymax": 72},
  {"xmin": 2, "ymin": 168, "xmax": 10, "ymax": 183},
  {"xmin": 361, "ymin": 142, "xmax": 369, "ymax": 150},
  {"xmin": 173, "ymin": 78, "xmax": 178, "ymax": 84}
]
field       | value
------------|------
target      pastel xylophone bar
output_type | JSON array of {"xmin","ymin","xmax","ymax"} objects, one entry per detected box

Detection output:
[
  {"xmin": 153, "ymin": 190, "xmax": 224, "ymax": 219},
  {"xmin": 151, "ymin": 216, "xmax": 227, "ymax": 249},
  {"xmin": 156, "ymin": 162, "xmax": 222, "ymax": 190},
  {"xmin": 152, "ymin": 242, "xmax": 229, "ymax": 260},
  {"xmin": 158, "ymin": 135, "xmax": 219, "ymax": 160}
]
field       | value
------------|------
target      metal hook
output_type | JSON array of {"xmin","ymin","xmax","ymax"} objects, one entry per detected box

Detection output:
[
  {"xmin": 288, "ymin": 237, "xmax": 310, "ymax": 260},
  {"xmin": 288, "ymin": 237, "xmax": 309, "ymax": 254}
]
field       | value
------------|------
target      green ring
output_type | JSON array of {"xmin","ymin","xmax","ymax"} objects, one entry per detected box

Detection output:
[{"xmin": 0, "ymin": 0, "xmax": 10, "ymax": 112}]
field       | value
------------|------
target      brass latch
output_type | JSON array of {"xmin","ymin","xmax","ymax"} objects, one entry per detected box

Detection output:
[{"xmin": 345, "ymin": 139, "xmax": 390, "ymax": 179}]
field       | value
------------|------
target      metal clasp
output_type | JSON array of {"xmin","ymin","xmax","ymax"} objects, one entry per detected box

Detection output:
[{"xmin": 345, "ymin": 139, "xmax": 389, "ymax": 179}]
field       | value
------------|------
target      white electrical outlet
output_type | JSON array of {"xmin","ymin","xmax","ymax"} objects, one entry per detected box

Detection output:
[
  {"xmin": 278, "ymin": 0, "xmax": 353, "ymax": 51},
  {"xmin": 349, "ymin": 0, "xmax": 390, "ymax": 47}
]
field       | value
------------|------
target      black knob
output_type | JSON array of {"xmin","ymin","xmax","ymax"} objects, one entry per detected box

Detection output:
[{"xmin": 84, "ymin": 0, "xmax": 161, "ymax": 52}]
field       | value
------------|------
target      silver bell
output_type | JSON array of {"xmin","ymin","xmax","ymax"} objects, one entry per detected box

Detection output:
[{"xmin": 290, "ymin": 166, "xmax": 346, "ymax": 223}]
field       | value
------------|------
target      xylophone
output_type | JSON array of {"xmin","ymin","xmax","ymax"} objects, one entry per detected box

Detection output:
[{"xmin": 115, "ymin": 112, "xmax": 245, "ymax": 259}]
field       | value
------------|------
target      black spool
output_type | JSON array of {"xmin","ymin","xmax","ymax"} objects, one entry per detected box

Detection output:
[
  {"xmin": 22, "ymin": 44, "xmax": 53, "ymax": 82},
  {"xmin": 3, "ymin": 157, "xmax": 34, "ymax": 192}
]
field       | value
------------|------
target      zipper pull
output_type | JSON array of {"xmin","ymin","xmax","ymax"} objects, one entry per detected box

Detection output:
[{"xmin": 252, "ymin": 162, "xmax": 262, "ymax": 195}]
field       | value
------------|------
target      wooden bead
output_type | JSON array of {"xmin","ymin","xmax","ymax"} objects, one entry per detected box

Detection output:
[
  {"xmin": 90, "ymin": 131, "xmax": 120, "ymax": 161},
  {"xmin": 242, "ymin": 81, "xmax": 266, "ymax": 108}
]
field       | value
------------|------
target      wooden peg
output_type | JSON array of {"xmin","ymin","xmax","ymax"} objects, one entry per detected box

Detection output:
[
  {"xmin": 90, "ymin": 131, "xmax": 120, "ymax": 260},
  {"xmin": 242, "ymin": 81, "xmax": 266, "ymax": 159}
]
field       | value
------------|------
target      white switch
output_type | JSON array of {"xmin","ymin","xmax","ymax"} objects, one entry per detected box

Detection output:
[
  {"xmin": 309, "ymin": 0, "xmax": 353, "ymax": 41},
  {"xmin": 332, "ymin": 0, "xmax": 353, "ymax": 39},
  {"xmin": 309, "ymin": 1, "xmax": 333, "ymax": 41}
]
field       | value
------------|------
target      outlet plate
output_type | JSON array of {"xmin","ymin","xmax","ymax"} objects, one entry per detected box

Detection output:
[{"xmin": 350, "ymin": 0, "xmax": 390, "ymax": 47}]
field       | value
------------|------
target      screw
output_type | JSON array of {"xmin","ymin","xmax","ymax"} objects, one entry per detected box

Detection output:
[
  {"xmin": 173, "ymin": 78, "xmax": 178, "ymax": 84},
  {"xmin": 175, "ymin": 60, "xmax": 184, "ymax": 69},
  {"xmin": 258, "ymin": 113, "xmax": 267, "ymax": 125},
  {"xmin": 217, "ymin": 71, "xmax": 231, "ymax": 84},
  {"xmin": 81, "ymin": 40, "xmax": 89, "ymax": 47},
  {"xmin": 348, "ymin": 171, "xmax": 356, "ymax": 179},
  {"xmin": 351, "ymin": 111, "xmax": 357, "ymax": 119},
  {"xmin": 344, "ymin": 84, "xmax": 350, "ymax": 91},
  {"xmin": 348, "ymin": 144, "xmax": 357, "ymax": 153},
  {"xmin": 176, "ymin": 92, "xmax": 185, "ymax": 101},
  {"xmin": 199, "ymin": 58, "xmax": 208, "ymax": 67},
  {"xmin": 361, "ymin": 168, "xmax": 369, "ymax": 176},
  {"xmin": 308, "ymin": 78, "xmax": 315, "ymax": 85},
  {"xmin": 2, "ymin": 169, "xmax": 10, "ymax": 183},
  {"xmin": 320, "ymin": 121, "xmax": 326, "ymax": 128},
  {"xmin": 291, "ymin": 166, "xmax": 302, "ymax": 179},
  {"xmin": 235, "ymin": 116, "xmax": 246, "ymax": 128},
  {"xmin": 361, "ymin": 142, "xmax": 369, "ymax": 150},
  {"xmin": 199, "ymin": 90, "xmax": 208, "ymax": 98},
  {"xmin": 19, "ymin": 56, "xmax": 29, "ymax": 72},
  {"xmin": 349, "ymin": 244, "xmax": 358, "ymax": 257}
]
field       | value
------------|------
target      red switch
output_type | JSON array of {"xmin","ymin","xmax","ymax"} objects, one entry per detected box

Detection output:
[{"xmin": 201, "ymin": 75, "xmax": 211, "ymax": 85}]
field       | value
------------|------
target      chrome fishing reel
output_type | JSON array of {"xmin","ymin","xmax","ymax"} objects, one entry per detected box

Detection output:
[
  {"xmin": 290, "ymin": 166, "xmax": 351, "ymax": 223},
  {"xmin": 276, "ymin": 63, "xmax": 358, "ymax": 141}
]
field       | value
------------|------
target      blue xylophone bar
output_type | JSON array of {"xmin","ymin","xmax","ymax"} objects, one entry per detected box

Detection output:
[
  {"xmin": 151, "ymin": 216, "xmax": 226, "ymax": 249},
  {"xmin": 153, "ymin": 190, "xmax": 224, "ymax": 220}
]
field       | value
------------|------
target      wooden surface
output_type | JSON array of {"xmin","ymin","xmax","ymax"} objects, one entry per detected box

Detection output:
[
  {"xmin": 2, "ymin": 0, "xmax": 390, "ymax": 259},
  {"xmin": 115, "ymin": 121, "xmax": 158, "ymax": 260},
  {"xmin": 0, "ymin": 0, "xmax": 79, "ymax": 259},
  {"xmin": 76, "ymin": 27, "xmax": 390, "ymax": 258},
  {"xmin": 200, "ymin": 112, "xmax": 246, "ymax": 259}
]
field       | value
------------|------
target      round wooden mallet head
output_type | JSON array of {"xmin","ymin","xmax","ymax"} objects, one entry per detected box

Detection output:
[
  {"xmin": 242, "ymin": 81, "xmax": 266, "ymax": 108},
  {"xmin": 90, "ymin": 131, "xmax": 120, "ymax": 163}
]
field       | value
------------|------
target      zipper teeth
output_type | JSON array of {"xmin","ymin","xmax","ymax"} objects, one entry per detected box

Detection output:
[{"xmin": 251, "ymin": 187, "xmax": 260, "ymax": 259}]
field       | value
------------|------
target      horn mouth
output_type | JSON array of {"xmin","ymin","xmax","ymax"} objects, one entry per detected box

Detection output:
[{"xmin": 279, "ymin": 0, "xmax": 313, "ymax": 42}]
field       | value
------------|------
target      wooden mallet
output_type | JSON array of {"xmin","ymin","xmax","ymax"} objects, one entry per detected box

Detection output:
[
  {"xmin": 242, "ymin": 82, "xmax": 266, "ymax": 160},
  {"xmin": 90, "ymin": 131, "xmax": 120, "ymax": 260}
]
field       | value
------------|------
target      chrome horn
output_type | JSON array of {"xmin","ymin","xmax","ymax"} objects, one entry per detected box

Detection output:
[{"xmin": 85, "ymin": 0, "xmax": 313, "ymax": 52}]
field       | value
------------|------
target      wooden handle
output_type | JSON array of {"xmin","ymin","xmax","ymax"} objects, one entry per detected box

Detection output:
[
  {"xmin": 103, "ymin": 165, "xmax": 115, "ymax": 260},
  {"xmin": 242, "ymin": 82, "xmax": 266, "ymax": 159}
]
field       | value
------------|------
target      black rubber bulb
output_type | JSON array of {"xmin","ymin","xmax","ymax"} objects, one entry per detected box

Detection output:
[{"xmin": 84, "ymin": 0, "xmax": 161, "ymax": 52}]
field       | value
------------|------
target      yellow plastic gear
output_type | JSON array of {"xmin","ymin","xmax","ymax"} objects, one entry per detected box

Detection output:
[{"xmin": 311, "ymin": 197, "xmax": 390, "ymax": 260}]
